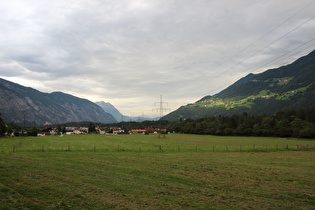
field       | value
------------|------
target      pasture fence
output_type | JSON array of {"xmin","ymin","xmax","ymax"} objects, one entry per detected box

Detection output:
[
  {"xmin": 297, "ymin": 144, "xmax": 309, "ymax": 150},
  {"xmin": 4, "ymin": 143, "xmax": 312, "ymax": 153}
]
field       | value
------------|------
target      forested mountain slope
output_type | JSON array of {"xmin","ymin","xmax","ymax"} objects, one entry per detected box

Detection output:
[{"xmin": 163, "ymin": 50, "xmax": 315, "ymax": 121}]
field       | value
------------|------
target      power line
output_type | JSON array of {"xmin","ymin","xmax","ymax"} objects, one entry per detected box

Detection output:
[
  {"xmin": 182, "ymin": 1, "xmax": 315, "ymax": 89},
  {"xmin": 198, "ymin": 42, "xmax": 315, "ymax": 98},
  {"xmin": 227, "ymin": 0, "xmax": 315, "ymax": 59},
  {"xmin": 251, "ymin": 38, "xmax": 315, "ymax": 74},
  {"xmin": 229, "ymin": 15, "xmax": 315, "ymax": 71},
  {"xmin": 180, "ymin": 18, "xmax": 315, "ymax": 99},
  {"xmin": 173, "ymin": 1, "xmax": 315, "ymax": 99},
  {"xmin": 205, "ymin": 14, "xmax": 315, "ymax": 88}
]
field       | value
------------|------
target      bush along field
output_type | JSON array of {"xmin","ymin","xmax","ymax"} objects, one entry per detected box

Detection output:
[{"xmin": 0, "ymin": 134, "xmax": 314, "ymax": 209}]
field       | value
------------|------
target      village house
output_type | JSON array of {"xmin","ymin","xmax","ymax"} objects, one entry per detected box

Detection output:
[
  {"xmin": 128, "ymin": 129, "xmax": 147, "ymax": 134},
  {"xmin": 128, "ymin": 128, "xmax": 162, "ymax": 134},
  {"xmin": 38, "ymin": 127, "xmax": 58, "ymax": 136},
  {"xmin": 65, "ymin": 127, "xmax": 88, "ymax": 134},
  {"xmin": 112, "ymin": 127, "xmax": 125, "ymax": 135}
]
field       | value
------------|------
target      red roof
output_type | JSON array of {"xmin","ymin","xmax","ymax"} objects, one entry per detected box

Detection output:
[{"xmin": 129, "ymin": 129, "xmax": 147, "ymax": 133}]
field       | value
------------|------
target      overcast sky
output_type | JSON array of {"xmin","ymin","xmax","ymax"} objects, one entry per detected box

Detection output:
[{"xmin": 1, "ymin": 0, "xmax": 315, "ymax": 117}]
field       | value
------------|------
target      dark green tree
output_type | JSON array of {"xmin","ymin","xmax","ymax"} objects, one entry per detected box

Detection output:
[
  {"xmin": 14, "ymin": 131, "xmax": 20, "ymax": 137},
  {"xmin": 0, "ymin": 113, "xmax": 6, "ymax": 137},
  {"xmin": 27, "ymin": 126, "xmax": 39, "ymax": 136},
  {"xmin": 298, "ymin": 124, "xmax": 315, "ymax": 138},
  {"xmin": 235, "ymin": 122, "xmax": 253, "ymax": 136},
  {"xmin": 57, "ymin": 125, "xmax": 62, "ymax": 134},
  {"xmin": 260, "ymin": 116, "xmax": 276, "ymax": 136},
  {"xmin": 290, "ymin": 118, "xmax": 306, "ymax": 137},
  {"xmin": 274, "ymin": 119, "xmax": 292, "ymax": 137},
  {"xmin": 88, "ymin": 122, "xmax": 96, "ymax": 133},
  {"xmin": 61, "ymin": 126, "xmax": 66, "ymax": 134}
]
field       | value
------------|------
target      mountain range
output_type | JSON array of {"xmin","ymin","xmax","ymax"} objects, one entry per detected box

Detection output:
[
  {"xmin": 0, "ymin": 78, "xmax": 117, "ymax": 126},
  {"xmin": 1, "ymin": 50, "xmax": 314, "ymax": 125},
  {"xmin": 163, "ymin": 50, "xmax": 315, "ymax": 121}
]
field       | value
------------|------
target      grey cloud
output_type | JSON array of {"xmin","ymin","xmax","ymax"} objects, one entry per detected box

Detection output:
[{"xmin": 1, "ymin": 0, "xmax": 314, "ymax": 116}]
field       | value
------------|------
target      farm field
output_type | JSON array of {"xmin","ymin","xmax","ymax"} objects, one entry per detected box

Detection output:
[{"xmin": 0, "ymin": 134, "xmax": 314, "ymax": 209}]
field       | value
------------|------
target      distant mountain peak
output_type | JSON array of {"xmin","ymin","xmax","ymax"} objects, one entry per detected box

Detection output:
[
  {"xmin": 95, "ymin": 101, "xmax": 123, "ymax": 122},
  {"xmin": 95, "ymin": 101, "xmax": 108, "ymax": 105}
]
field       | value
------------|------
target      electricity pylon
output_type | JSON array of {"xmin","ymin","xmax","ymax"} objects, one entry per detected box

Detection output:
[
  {"xmin": 153, "ymin": 95, "xmax": 171, "ymax": 139},
  {"xmin": 153, "ymin": 95, "xmax": 170, "ymax": 119}
]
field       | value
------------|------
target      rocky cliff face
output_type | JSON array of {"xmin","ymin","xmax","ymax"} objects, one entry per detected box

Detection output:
[
  {"xmin": 0, "ymin": 78, "xmax": 117, "ymax": 126},
  {"xmin": 95, "ymin": 101, "xmax": 123, "ymax": 122}
]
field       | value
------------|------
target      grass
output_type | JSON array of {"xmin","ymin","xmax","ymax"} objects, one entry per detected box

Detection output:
[
  {"xmin": 0, "ymin": 134, "xmax": 315, "ymax": 209},
  {"xmin": 1, "ymin": 134, "xmax": 314, "ymax": 153}
]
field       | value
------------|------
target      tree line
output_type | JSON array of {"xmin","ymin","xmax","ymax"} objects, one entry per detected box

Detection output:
[
  {"xmin": 0, "ymin": 114, "xmax": 41, "ymax": 137},
  {"xmin": 166, "ymin": 106, "xmax": 315, "ymax": 138},
  {"xmin": 1, "ymin": 106, "xmax": 315, "ymax": 138},
  {"xmin": 100, "ymin": 106, "xmax": 315, "ymax": 138}
]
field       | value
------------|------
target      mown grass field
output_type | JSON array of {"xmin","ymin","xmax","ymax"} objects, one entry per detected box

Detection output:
[{"xmin": 0, "ymin": 134, "xmax": 314, "ymax": 209}]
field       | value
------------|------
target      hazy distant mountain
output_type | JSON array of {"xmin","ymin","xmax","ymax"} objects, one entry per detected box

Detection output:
[
  {"xmin": 0, "ymin": 78, "xmax": 117, "ymax": 126},
  {"xmin": 125, "ymin": 115, "xmax": 160, "ymax": 122},
  {"xmin": 95, "ymin": 101, "xmax": 160, "ymax": 122},
  {"xmin": 163, "ymin": 50, "xmax": 315, "ymax": 121},
  {"xmin": 95, "ymin": 101, "xmax": 124, "ymax": 122}
]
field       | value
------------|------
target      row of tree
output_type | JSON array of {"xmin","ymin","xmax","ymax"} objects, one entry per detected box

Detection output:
[
  {"xmin": 108, "ymin": 106, "xmax": 315, "ymax": 138},
  {"xmin": 166, "ymin": 106, "xmax": 315, "ymax": 138},
  {"xmin": 0, "ymin": 114, "xmax": 40, "ymax": 137},
  {"xmin": 1, "ymin": 106, "xmax": 315, "ymax": 138},
  {"xmin": 0, "ymin": 118, "xmax": 111, "ymax": 136}
]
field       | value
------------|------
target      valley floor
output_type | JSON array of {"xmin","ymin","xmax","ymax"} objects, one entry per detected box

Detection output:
[{"xmin": 1, "ymin": 134, "xmax": 314, "ymax": 209}]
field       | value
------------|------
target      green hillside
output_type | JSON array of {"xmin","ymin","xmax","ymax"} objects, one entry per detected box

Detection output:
[{"xmin": 164, "ymin": 50, "xmax": 315, "ymax": 121}]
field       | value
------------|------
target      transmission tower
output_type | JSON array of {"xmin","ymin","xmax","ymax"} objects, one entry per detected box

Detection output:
[{"xmin": 153, "ymin": 95, "xmax": 170, "ymax": 119}]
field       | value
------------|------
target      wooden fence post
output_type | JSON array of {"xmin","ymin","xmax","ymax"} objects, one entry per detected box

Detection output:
[{"xmin": 159, "ymin": 145, "xmax": 164, "ymax": 152}]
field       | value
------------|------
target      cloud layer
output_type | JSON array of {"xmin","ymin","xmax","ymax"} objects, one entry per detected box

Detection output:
[{"xmin": 1, "ymin": 0, "xmax": 315, "ymax": 116}]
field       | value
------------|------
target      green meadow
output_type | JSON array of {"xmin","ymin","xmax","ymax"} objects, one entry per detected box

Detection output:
[{"xmin": 1, "ymin": 134, "xmax": 314, "ymax": 209}]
